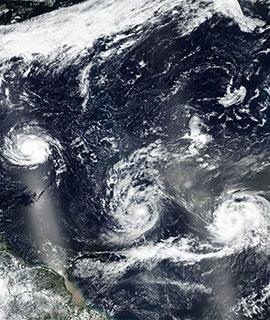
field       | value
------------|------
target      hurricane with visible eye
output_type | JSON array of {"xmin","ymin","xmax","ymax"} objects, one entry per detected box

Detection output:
[
  {"xmin": 4, "ymin": 134, "xmax": 51, "ymax": 167},
  {"xmin": 2, "ymin": 122, "xmax": 63, "ymax": 170}
]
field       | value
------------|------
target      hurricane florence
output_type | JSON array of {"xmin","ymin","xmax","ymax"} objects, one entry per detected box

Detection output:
[{"xmin": 3, "ymin": 123, "xmax": 61, "ymax": 169}]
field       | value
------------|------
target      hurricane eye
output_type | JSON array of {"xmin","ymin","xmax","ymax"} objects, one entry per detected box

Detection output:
[{"xmin": 2, "ymin": 124, "xmax": 63, "ymax": 171}]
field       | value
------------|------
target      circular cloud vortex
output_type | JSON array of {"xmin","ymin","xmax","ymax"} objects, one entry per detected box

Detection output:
[
  {"xmin": 207, "ymin": 191, "xmax": 270, "ymax": 247},
  {"xmin": 3, "ymin": 123, "xmax": 61, "ymax": 169}
]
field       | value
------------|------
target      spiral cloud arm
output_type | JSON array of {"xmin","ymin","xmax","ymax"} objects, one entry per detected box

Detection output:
[{"xmin": 3, "ymin": 123, "xmax": 63, "ymax": 170}]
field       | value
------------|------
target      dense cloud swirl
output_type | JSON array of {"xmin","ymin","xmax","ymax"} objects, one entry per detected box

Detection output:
[
  {"xmin": 208, "ymin": 191, "xmax": 270, "ymax": 247},
  {"xmin": 3, "ymin": 122, "xmax": 63, "ymax": 170}
]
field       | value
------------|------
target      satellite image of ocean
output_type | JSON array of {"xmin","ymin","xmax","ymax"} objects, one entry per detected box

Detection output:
[{"xmin": 0, "ymin": 0, "xmax": 270, "ymax": 319}]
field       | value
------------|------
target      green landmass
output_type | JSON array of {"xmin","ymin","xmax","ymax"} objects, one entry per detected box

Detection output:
[{"xmin": 0, "ymin": 248, "xmax": 109, "ymax": 320}]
